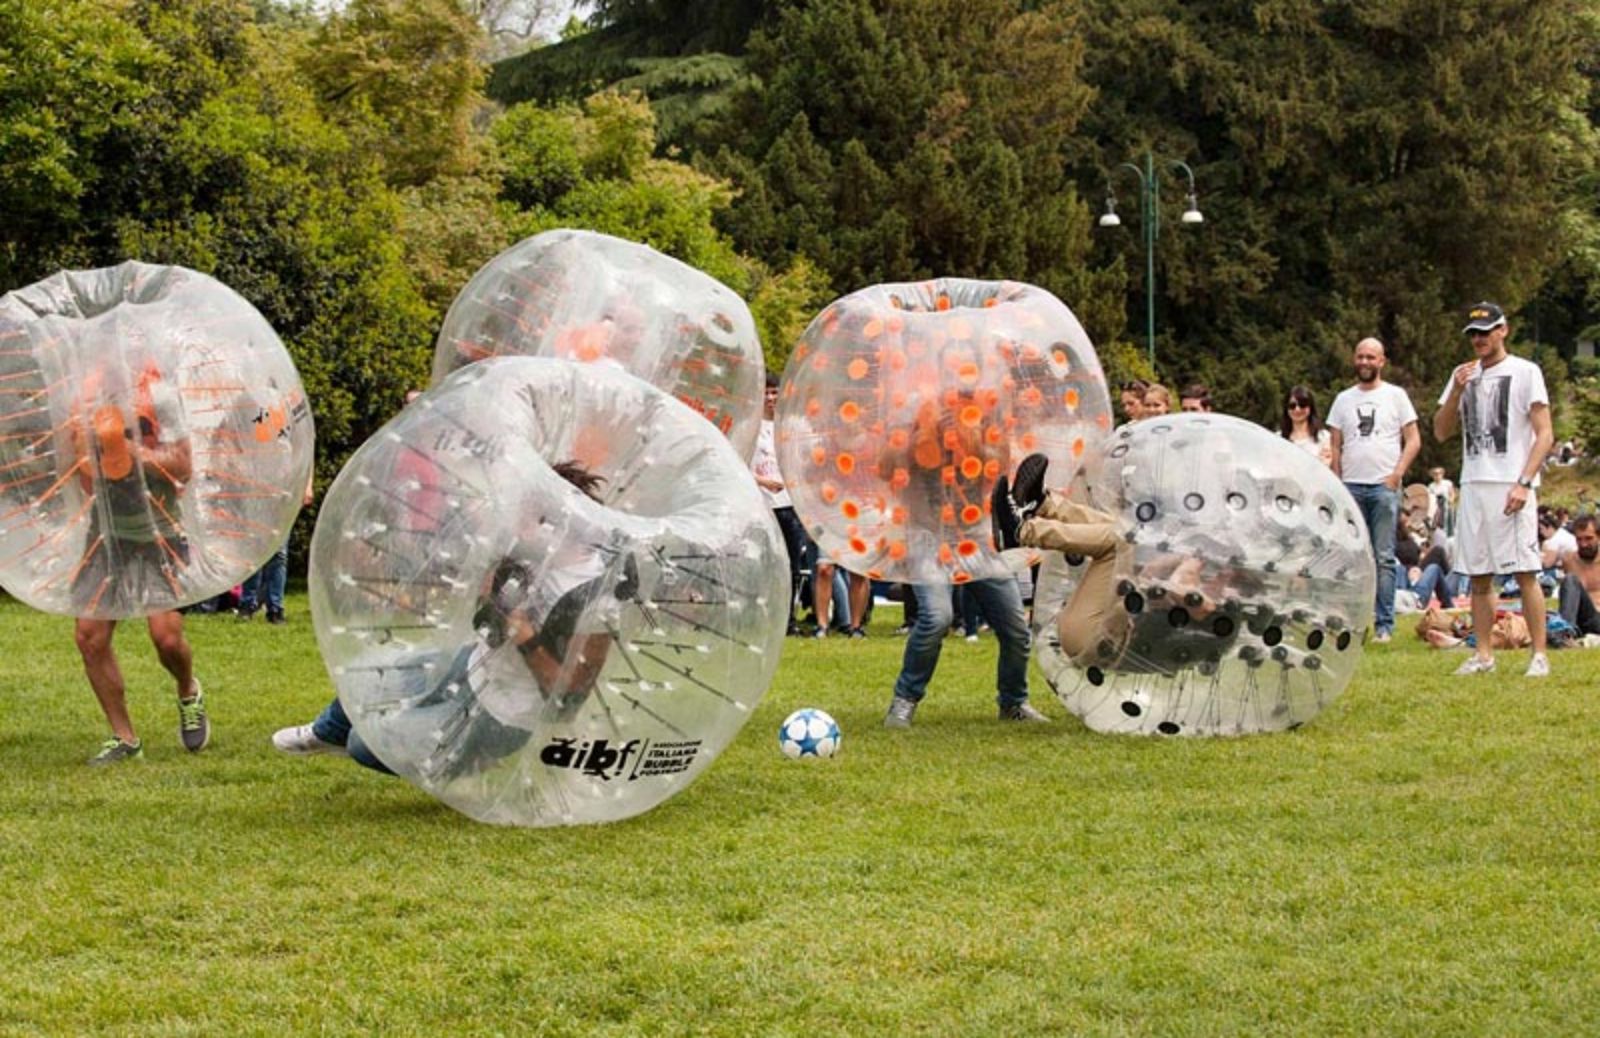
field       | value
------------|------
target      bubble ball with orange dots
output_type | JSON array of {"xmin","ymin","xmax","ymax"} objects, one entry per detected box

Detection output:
[
  {"xmin": 431, "ymin": 229, "xmax": 765, "ymax": 460},
  {"xmin": 776, "ymin": 279, "xmax": 1112, "ymax": 585},
  {"xmin": 0, "ymin": 262, "xmax": 314, "ymax": 619}
]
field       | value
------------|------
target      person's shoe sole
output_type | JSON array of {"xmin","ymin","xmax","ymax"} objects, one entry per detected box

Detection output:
[{"xmin": 1011, "ymin": 453, "xmax": 1049, "ymax": 519}]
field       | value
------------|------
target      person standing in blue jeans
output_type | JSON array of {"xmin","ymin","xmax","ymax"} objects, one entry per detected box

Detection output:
[
  {"xmin": 883, "ymin": 573, "xmax": 1046, "ymax": 728},
  {"xmin": 239, "ymin": 472, "xmax": 314, "ymax": 624},
  {"xmin": 1325, "ymin": 337, "xmax": 1420, "ymax": 643},
  {"xmin": 237, "ymin": 541, "xmax": 288, "ymax": 623}
]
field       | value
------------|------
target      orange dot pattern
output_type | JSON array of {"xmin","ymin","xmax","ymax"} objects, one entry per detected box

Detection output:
[{"xmin": 775, "ymin": 277, "xmax": 1112, "ymax": 584}]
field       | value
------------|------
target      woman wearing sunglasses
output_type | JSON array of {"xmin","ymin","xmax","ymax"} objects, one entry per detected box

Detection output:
[{"xmin": 1279, "ymin": 385, "xmax": 1332, "ymax": 467}]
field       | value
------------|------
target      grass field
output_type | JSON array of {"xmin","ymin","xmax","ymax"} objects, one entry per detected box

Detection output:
[{"xmin": 2, "ymin": 592, "xmax": 1598, "ymax": 1036}]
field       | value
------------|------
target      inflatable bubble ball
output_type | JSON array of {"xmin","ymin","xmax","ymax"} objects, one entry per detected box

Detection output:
[
  {"xmin": 1029, "ymin": 413, "xmax": 1375, "ymax": 736},
  {"xmin": 0, "ymin": 262, "xmax": 314, "ymax": 618},
  {"xmin": 310, "ymin": 356, "xmax": 789, "ymax": 827},
  {"xmin": 431, "ymin": 229, "xmax": 765, "ymax": 459},
  {"xmin": 775, "ymin": 278, "xmax": 1112, "ymax": 586}
]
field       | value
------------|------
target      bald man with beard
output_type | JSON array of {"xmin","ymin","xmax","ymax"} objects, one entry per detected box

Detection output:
[{"xmin": 1326, "ymin": 336, "xmax": 1421, "ymax": 644}]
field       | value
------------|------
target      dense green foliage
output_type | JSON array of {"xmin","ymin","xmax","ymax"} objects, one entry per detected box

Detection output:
[
  {"xmin": 506, "ymin": 0, "xmax": 1600, "ymax": 462},
  {"xmin": 4, "ymin": 0, "xmax": 1599, "ymax": 484},
  {"xmin": 3, "ymin": 596, "xmax": 1600, "ymax": 1034},
  {"xmin": 0, "ymin": 0, "xmax": 813, "ymax": 515}
]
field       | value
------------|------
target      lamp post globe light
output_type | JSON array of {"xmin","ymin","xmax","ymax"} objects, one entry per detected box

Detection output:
[{"xmin": 1098, "ymin": 151, "xmax": 1205, "ymax": 368}]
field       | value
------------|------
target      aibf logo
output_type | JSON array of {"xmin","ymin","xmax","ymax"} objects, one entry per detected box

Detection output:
[{"xmin": 539, "ymin": 737, "xmax": 640, "ymax": 781}]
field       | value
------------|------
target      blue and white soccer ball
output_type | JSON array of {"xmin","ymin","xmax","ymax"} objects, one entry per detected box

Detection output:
[{"xmin": 779, "ymin": 708, "xmax": 841, "ymax": 759}]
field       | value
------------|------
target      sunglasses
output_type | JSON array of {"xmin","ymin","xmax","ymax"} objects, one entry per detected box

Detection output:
[{"xmin": 1286, "ymin": 401, "xmax": 1310, "ymax": 410}]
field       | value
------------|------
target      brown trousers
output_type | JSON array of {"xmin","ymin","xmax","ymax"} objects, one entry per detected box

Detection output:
[{"xmin": 1019, "ymin": 493, "xmax": 1130, "ymax": 663}]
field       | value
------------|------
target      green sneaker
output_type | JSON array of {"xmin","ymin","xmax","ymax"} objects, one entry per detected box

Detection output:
[
  {"xmin": 89, "ymin": 738, "xmax": 143, "ymax": 766},
  {"xmin": 178, "ymin": 680, "xmax": 210, "ymax": 752}
]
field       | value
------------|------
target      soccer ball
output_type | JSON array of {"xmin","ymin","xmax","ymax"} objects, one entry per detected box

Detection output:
[{"xmin": 779, "ymin": 708, "xmax": 841, "ymax": 759}]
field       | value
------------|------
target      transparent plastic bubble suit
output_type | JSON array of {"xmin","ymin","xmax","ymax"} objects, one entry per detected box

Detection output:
[
  {"xmin": 310, "ymin": 357, "xmax": 788, "ymax": 827},
  {"xmin": 0, "ymin": 262, "xmax": 314, "ymax": 618},
  {"xmin": 776, "ymin": 279, "xmax": 1112, "ymax": 584},
  {"xmin": 431, "ymin": 229, "xmax": 764, "ymax": 460},
  {"xmin": 1031, "ymin": 414, "xmax": 1375, "ymax": 736}
]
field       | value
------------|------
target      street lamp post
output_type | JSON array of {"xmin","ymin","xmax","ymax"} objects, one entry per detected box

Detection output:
[{"xmin": 1097, "ymin": 152, "xmax": 1205, "ymax": 369}]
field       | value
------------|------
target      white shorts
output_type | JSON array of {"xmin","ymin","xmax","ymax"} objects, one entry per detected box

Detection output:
[{"xmin": 1455, "ymin": 482, "xmax": 1540, "ymax": 575}]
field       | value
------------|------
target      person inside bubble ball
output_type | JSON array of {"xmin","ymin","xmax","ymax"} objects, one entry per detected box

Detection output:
[
  {"xmin": 993, "ymin": 454, "xmax": 1249, "ymax": 677},
  {"xmin": 65, "ymin": 358, "xmax": 209, "ymax": 764},
  {"xmin": 878, "ymin": 342, "xmax": 1046, "ymax": 727},
  {"xmin": 273, "ymin": 461, "xmax": 631, "ymax": 776}
]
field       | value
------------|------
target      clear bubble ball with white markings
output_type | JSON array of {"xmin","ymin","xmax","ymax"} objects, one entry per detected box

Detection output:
[
  {"xmin": 310, "ymin": 357, "xmax": 788, "ymax": 826},
  {"xmin": 1030, "ymin": 413, "xmax": 1375, "ymax": 736}
]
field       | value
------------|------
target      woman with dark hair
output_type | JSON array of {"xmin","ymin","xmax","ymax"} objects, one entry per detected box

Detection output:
[{"xmin": 1279, "ymin": 385, "xmax": 1332, "ymax": 467}]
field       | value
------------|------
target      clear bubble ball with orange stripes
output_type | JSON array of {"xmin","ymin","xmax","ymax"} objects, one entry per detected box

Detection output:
[
  {"xmin": 0, "ymin": 262, "xmax": 314, "ymax": 618},
  {"xmin": 776, "ymin": 279, "xmax": 1112, "ymax": 585},
  {"xmin": 432, "ymin": 229, "xmax": 765, "ymax": 460}
]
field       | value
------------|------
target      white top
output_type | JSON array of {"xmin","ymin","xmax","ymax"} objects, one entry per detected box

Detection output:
[
  {"xmin": 751, "ymin": 418, "xmax": 790, "ymax": 508},
  {"xmin": 1436, "ymin": 354, "xmax": 1549, "ymax": 485},
  {"xmin": 1544, "ymin": 526, "xmax": 1577, "ymax": 561},
  {"xmin": 1285, "ymin": 427, "xmax": 1331, "ymax": 464},
  {"xmin": 1326, "ymin": 382, "xmax": 1418, "ymax": 484}
]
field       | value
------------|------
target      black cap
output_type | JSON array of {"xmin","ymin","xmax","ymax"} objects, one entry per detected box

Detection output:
[{"xmin": 1463, "ymin": 301, "xmax": 1506, "ymax": 334}]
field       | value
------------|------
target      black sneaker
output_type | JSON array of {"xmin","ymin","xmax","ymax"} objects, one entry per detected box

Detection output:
[
  {"xmin": 265, "ymin": 610, "xmax": 286, "ymax": 625},
  {"xmin": 847, "ymin": 626, "xmax": 866, "ymax": 639},
  {"xmin": 990, "ymin": 475, "xmax": 1022, "ymax": 550},
  {"xmin": 1011, "ymin": 453, "xmax": 1050, "ymax": 522}
]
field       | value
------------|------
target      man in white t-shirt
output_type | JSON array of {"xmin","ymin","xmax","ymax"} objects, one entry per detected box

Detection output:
[
  {"xmin": 1326, "ymin": 337, "xmax": 1421, "ymax": 642},
  {"xmin": 1433, "ymin": 301, "xmax": 1554, "ymax": 677},
  {"xmin": 753, "ymin": 375, "xmax": 805, "ymax": 635}
]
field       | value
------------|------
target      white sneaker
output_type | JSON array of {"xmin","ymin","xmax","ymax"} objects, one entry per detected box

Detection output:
[
  {"xmin": 1525, "ymin": 653, "xmax": 1550, "ymax": 678},
  {"xmin": 1373, "ymin": 631, "xmax": 1392, "ymax": 644},
  {"xmin": 965, "ymin": 634, "xmax": 980, "ymax": 643},
  {"xmin": 1453, "ymin": 655, "xmax": 1496, "ymax": 676},
  {"xmin": 271, "ymin": 724, "xmax": 348, "ymax": 756}
]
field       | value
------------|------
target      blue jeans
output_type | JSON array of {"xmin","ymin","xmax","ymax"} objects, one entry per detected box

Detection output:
[
  {"xmin": 311, "ymin": 697, "xmax": 393, "ymax": 774},
  {"xmin": 893, "ymin": 577, "xmax": 1030, "ymax": 708},
  {"xmin": 1346, "ymin": 483, "xmax": 1398, "ymax": 634},
  {"xmin": 240, "ymin": 540, "xmax": 289, "ymax": 614},
  {"xmin": 954, "ymin": 585, "xmax": 981, "ymax": 636}
]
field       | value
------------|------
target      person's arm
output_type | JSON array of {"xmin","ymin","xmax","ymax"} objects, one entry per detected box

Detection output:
[
  {"xmin": 1541, "ymin": 541, "xmax": 1564, "ymax": 571},
  {"xmin": 1389, "ymin": 421, "xmax": 1421, "ymax": 489},
  {"xmin": 1327, "ymin": 426, "xmax": 1344, "ymax": 479},
  {"xmin": 139, "ymin": 436, "xmax": 192, "ymax": 486},
  {"xmin": 1434, "ymin": 364, "xmax": 1474, "ymax": 442},
  {"xmin": 518, "ymin": 632, "xmax": 608, "ymax": 697},
  {"xmin": 1505, "ymin": 401, "xmax": 1554, "ymax": 515}
]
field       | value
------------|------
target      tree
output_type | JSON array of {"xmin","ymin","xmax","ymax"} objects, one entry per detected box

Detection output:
[
  {"xmin": 302, "ymin": 0, "xmax": 488, "ymax": 186},
  {"xmin": 705, "ymin": 0, "xmax": 1124, "ymax": 351},
  {"xmin": 1074, "ymin": 0, "xmax": 1598, "ymax": 416}
]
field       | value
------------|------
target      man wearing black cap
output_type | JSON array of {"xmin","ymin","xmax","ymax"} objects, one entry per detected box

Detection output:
[{"xmin": 1433, "ymin": 302, "xmax": 1554, "ymax": 677}]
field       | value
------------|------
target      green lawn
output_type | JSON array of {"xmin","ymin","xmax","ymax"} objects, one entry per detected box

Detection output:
[{"xmin": 2, "ymin": 593, "xmax": 1597, "ymax": 1036}]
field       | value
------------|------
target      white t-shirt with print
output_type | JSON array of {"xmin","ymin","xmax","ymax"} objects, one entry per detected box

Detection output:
[
  {"xmin": 1436, "ymin": 354, "xmax": 1549, "ymax": 485},
  {"xmin": 751, "ymin": 418, "xmax": 790, "ymax": 508},
  {"xmin": 1326, "ymin": 382, "xmax": 1418, "ymax": 484}
]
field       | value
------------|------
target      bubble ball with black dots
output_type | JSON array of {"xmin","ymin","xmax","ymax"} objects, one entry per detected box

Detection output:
[{"xmin": 1031, "ymin": 413, "xmax": 1376, "ymax": 736}]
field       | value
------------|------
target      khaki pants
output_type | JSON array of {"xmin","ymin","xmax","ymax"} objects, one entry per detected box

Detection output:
[{"xmin": 1019, "ymin": 493, "xmax": 1130, "ymax": 663}]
